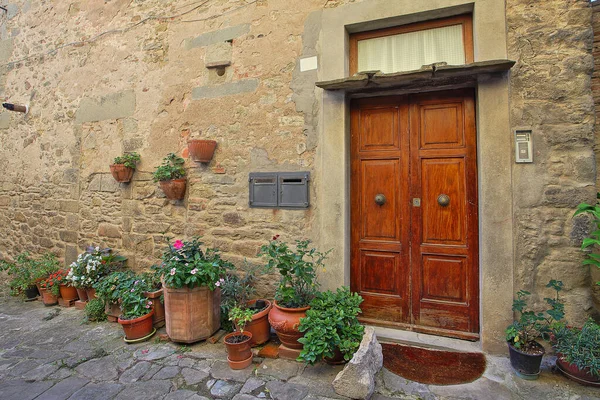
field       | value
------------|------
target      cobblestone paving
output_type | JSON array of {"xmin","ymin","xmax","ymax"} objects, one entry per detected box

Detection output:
[{"xmin": 0, "ymin": 297, "xmax": 599, "ymax": 400}]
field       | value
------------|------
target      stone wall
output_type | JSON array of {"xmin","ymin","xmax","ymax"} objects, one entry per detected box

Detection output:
[{"xmin": 508, "ymin": 0, "xmax": 597, "ymax": 324}]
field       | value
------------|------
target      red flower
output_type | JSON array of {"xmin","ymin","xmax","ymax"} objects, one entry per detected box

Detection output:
[{"xmin": 272, "ymin": 234, "xmax": 280, "ymax": 240}]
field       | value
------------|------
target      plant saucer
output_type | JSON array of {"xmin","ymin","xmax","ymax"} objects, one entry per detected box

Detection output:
[{"xmin": 124, "ymin": 328, "xmax": 156, "ymax": 344}]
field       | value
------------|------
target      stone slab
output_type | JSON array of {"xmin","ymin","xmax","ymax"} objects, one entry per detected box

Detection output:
[
  {"xmin": 182, "ymin": 367, "xmax": 209, "ymax": 385},
  {"xmin": 37, "ymin": 376, "xmax": 89, "ymax": 400},
  {"xmin": 185, "ymin": 24, "xmax": 250, "ymax": 49},
  {"xmin": 265, "ymin": 381, "xmax": 309, "ymax": 400},
  {"xmin": 68, "ymin": 382, "xmax": 124, "ymax": 400},
  {"xmin": 0, "ymin": 38, "xmax": 13, "ymax": 63},
  {"xmin": 75, "ymin": 356, "xmax": 119, "ymax": 382},
  {"xmin": 192, "ymin": 79, "xmax": 259, "ymax": 100},
  {"xmin": 75, "ymin": 90, "xmax": 136, "ymax": 123},
  {"xmin": 153, "ymin": 366, "xmax": 180, "ymax": 380},
  {"xmin": 257, "ymin": 358, "xmax": 300, "ymax": 381},
  {"xmin": 114, "ymin": 380, "xmax": 172, "ymax": 400},
  {"xmin": 210, "ymin": 379, "xmax": 242, "ymax": 398},
  {"xmin": 0, "ymin": 379, "xmax": 53, "ymax": 400},
  {"xmin": 119, "ymin": 361, "xmax": 151, "ymax": 383},
  {"xmin": 210, "ymin": 360, "xmax": 254, "ymax": 382}
]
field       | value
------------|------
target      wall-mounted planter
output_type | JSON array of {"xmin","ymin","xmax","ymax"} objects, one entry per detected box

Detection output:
[
  {"xmin": 110, "ymin": 164, "xmax": 135, "ymax": 183},
  {"xmin": 188, "ymin": 139, "xmax": 217, "ymax": 163},
  {"xmin": 159, "ymin": 179, "xmax": 187, "ymax": 200}
]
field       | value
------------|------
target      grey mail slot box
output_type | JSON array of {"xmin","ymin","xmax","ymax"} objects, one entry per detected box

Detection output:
[{"xmin": 249, "ymin": 172, "xmax": 310, "ymax": 209}]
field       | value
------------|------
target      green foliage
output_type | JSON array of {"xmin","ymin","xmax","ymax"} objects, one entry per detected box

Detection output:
[
  {"xmin": 33, "ymin": 253, "xmax": 61, "ymax": 281},
  {"xmin": 505, "ymin": 280, "xmax": 565, "ymax": 352},
  {"xmin": 551, "ymin": 318, "xmax": 600, "ymax": 378},
  {"xmin": 119, "ymin": 277, "xmax": 152, "ymax": 319},
  {"xmin": 67, "ymin": 246, "xmax": 126, "ymax": 288},
  {"xmin": 85, "ymin": 298, "xmax": 107, "ymax": 322},
  {"xmin": 41, "ymin": 270, "xmax": 69, "ymax": 296},
  {"xmin": 113, "ymin": 152, "xmax": 141, "ymax": 169},
  {"xmin": 298, "ymin": 287, "xmax": 364, "ymax": 365},
  {"xmin": 574, "ymin": 193, "xmax": 600, "ymax": 286},
  {"xmin": 152, "ymin": 153, "xmax": 186, "ymax": 182},
  {"xmin": 220, "ymin": 264, "xmax": 258, "ymax": 332},
  {"xmin": 0, "ymin": 252, "xmax": 61, "ymax": 296},
  {"xmin": 93, "ymin": 271, "xmax": 135, "ymax": 305},
  {"xmin": 259, "ymin": 237, "xmax": 330, "ymax": 308},
  {"xmin": 153, "ymin": 237, "xmax": 232, "ymax": 290},
  {"xmin": 228, "ymin": 307, "xmax": 254, "ymax": 332}
]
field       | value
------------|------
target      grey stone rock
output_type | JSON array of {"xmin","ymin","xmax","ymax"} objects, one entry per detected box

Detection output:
[
  {"xmin": 134, "ymin": 346, "xmax": 175, "ymax": 361},
  {"xmin": 232, "ymin": 395, "xmax": 261, "ymax": 400},
  {"xmin": 210, "ymin": 379, "xmax": 242, "ymax": 398},
  {"xmin": 141, "ymin": 363, "xmax": 162, "ymax": 380},
  {"xmin": 240, "ymin": 377, "xmax": 264, "ymax": 394},
  {"xmin": 429, "ymin": 377, "xmax": 511, "ymax": 400},
  {"xmin": 179, "ymin": 357, "xmax": 196, "ymax": 368},
  {"xmin": 75, "ymin": 356, "xmax": 119, "ymax": 382},
  {"xmin": 182, "ymin": 367, "xmax": 209, "ymax": 385},
  {"xmin": 22, "ymin": 362, "xmax": 60, "ymax": 381},
  {"xmin": 153, "ymin": 366, "xmax": 180, "ymax": 380},
  {"xmin": 332, "ymin": 327, "xmax": 383, "ymax": 400},
  {"xmin": 47, "ymin": 367, "xmax": 73, "ymax": 380},
  {"xmin": 7, "ymin": 360, "xmax": 40, "ymax": 377},
  {"xmin": 265, "ymin": 381, "xmax": 309, "ymax": 400},
  {"xmin": 68, "ymin": 382, "xmax": 124, "ymax": 400},
  {"xmin": 37, "ymin": 376, "xmax": 89, "ymax": 400},
  {"xmin": 256, "ymin": 358, "xmax": 300, "ymax": 381},
  {"xmin": 114, "ymin": 380, "xmax": 172, "ymax": 400},
  {"xmin": 164, "ymin": 390, "xmax": 197, "ymax": 400},
  {"xmin": 119, "ymin": 361, "xmax": 151, "ymax": 383},
  {"xmin": 377, "ymin": 368, "xmax": 433, "ymax": 400},
  {"xmin": 211, "ymin": 360, "xmax": 254, "ymax": 382},
  {"xmin": 0, "ymin": 379, "xmax": 53, "ymax": 400}
]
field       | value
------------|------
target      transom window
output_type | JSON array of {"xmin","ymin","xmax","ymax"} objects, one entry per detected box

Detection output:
[{"xmin": 350, "ymin": 15, "xmax": 473, "ymax": 75}]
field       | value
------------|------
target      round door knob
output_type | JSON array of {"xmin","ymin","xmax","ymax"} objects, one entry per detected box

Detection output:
[
  {"xmin": 374, "ymin": 194, "xmax": 386, "ymax": 206},
  {"xmin": 437, "ymin": 194, "xmax": 450, "ymax": 207}
]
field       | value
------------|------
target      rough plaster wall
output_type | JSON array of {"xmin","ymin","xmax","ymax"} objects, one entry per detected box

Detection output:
[
  {"xmin": 508, "ymin": 0, "xmax": 597, "ymax": 325},
  {"xmin": 0, "ymin": 0, "xmax": 332, "ymax": 297}
]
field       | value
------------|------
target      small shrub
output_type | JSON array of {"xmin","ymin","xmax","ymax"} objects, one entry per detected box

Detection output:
[
  {"xmin": 85, "ymin": 299, "xmax": 107, "ymax": 322},
  {"xmin": 113, "ymin": 152, "xmax": 140, "ymax": 169},
  {"xmin": 551, "ymin": 318, "xmax": 600, "ymax": 378},
  {"xmin": 152, "ymin": 153, "xmax": 186, "ymax": 182}
]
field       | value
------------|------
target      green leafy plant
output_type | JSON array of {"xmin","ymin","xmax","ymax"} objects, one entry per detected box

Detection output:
[
  {"xmin": 85, "ymin": 298, "xmax": 107, "ymax": 322},
  {"xmin": 67, "ymin": 246, "xmax": 126, "ymax": 288},
  {"xmin": 505, "ymin": 279, "xmax": 565, "ymax": 353},
  {"xmin": 40, "ymin": 270, "xmax": 70, "ymax": 296},
  {"xmin": 551, "ymin": 318, "xmax": 600, "ymax": 378},
  {"xmin": 113, "ymin": 152, "xmax": 141, "ymax": 169},
  {"xmin": 298, "ymin": 287, "xmax": 364, "ymax": 364},
  {"xmin": 0, "ymin": 253, "xmax": 37, "ymax": 295},
  {"xmin": 153, "ymin": 237, "xmax": 232, "ymax": 290},
  {"xmin": 220, "ymin": 265, "xmax": 258, "ymax": 331},
  {"xmin": 33, "ymin": 253, "xmax": 61, "ymax": 281},
  {"xmin": 152, "ymin": 153, "xmax": 186, "ymax": 182},
  {"xmin": 574, "ymin": 193, "xmax": 600, "ymax": 285},
  {"xmin": 119, "ymin": 277, "xmax": 152, "ymax": 320},
  {"xmin": 228, "ymin": 307, "xmax": 254, "ymax": 332},
  {"xmin": 259, "ymin": 236, "xmax": 330, "ymax": 308},
  {"xmin": 93, "ymin": 271, "xmax": 135, "ymax": 305}
]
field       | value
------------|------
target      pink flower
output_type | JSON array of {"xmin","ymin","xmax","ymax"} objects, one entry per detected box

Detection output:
[
  {"xmin": 170, "ymin": 268, "xmax": 176, "ymax": 276},
  {"xmin": 148, "ymin": 301, "xmax": 153, "ymax": 305},
  {"xmin": 190, "ymin": 268, "xmax": 198, "ymax": 275},
  {"xmin": 219, "ymin": 278, "xmax": 225, "ymax": 283},
  {"xmin": 215, "ymin": 281, "xmax": 221, "ymax": 287},
  {"xmin": 145, "ymin": 304, "xmax": 150, "ymax": 308},
  {"xmin": 173, "ymin": 240, "xmax": 184, "ymax": 250},
  {"xmin": 130, "ymin": 289, "xmax": 135, "ymax": 292}
]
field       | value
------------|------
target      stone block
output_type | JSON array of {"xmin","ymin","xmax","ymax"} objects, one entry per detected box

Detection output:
[
  {"xmin": 60, "ymin": 200, "xmax": 79, "ymax": 213},
  {"xmin": 223, "ymin": 212, "xmax": 245, "ymax": 227},
  {"xmin": 332, "ymin": 327, "xmax": 383, "ymax": 400},
  {"xmin": 75, "ymin": 90, "xmax": 136, "ymax": 123},
  {"xmin": 205, "ymin": 42, "xmax": 232, "ymax": 68},
  {"xmin": 0, "ymin": 112, "xmax": 10, "ymax": 129},
  {"xmin": 0, "ymin": 196, "xmax": 10, "ymax": 206},
  {"xmin": 185, "ymin": 24, "xmax": 250, "ymax": 49},
  {"xmin": 192, "ymin": 79, "xmax": 259, "ymax": 100},
  {"xmin": 123, "ymin": 137, "xmax": 144, "ymax": 152},
  {"xmin": 98, "ymin": 223, "xmax": 121, "ymax": 238},
  {"xmin": 0, "ymin": 38, "xmax": 13, "ymax": 63},
  {"xmin": 65, "ymin": 245, "xmax": 78, "ymax": 265},
  {"xmin": 60, "ymin": 230, "xmax": 78, "ymax": 243}
]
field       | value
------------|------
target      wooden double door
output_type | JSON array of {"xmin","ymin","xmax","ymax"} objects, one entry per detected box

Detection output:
[{"xmin": 350, "ymin": 89, "xmax": 479, "ymax": 340}]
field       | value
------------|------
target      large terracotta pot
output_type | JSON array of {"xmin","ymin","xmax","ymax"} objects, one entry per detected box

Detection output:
[
  {"xmin": 159, "ymin": 179, "xmax": 186, "ymax": 200},
  {"xmin": 76, "ymin": 288, "xmax": 89, "ymax": 302},
  {"xmin": 144, "ymin": 288, "xmax": 165, "ymax": 328},
  {"xmin": 118, "ymin": 311, "xmax": 154, "ymax": 340},
  {"xmin": 40, "ymin": 288, "xmax": 58, "ymax": 306},
  {"xmin": 224, "ymin": 331, "xmax": 253, "ymax": 370},
  {"xmin": 163, "ymin": 284, "xmax": 221, "ymax": 343},
  {"xmin": 556, "ymin": 356, "xmax": 600, "ymax": 386},
  {"xmin": 59, "ymin": 284, "xmax": 79, "ymax": 302},
  {"xmin": 268, "ymin": 301, "xmax": 309, "ymax": 349},
  {"xmin": 86, "ymin": 287, "xmax": 97, "ymax": 300},
  {"xmin": 235, "ymin": 299, "xmax": 272, "ymax": 346},
  {"xmin": 188, "ymin": 139, "xmax": 217, "ymax": 163},
  {"xmin": 109, "ymin": 164, "xmax": 134, "ymax": 183}
]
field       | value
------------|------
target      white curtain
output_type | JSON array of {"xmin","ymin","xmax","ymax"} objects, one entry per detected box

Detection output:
[{"xmin": 357, "ymin": 24, "xmax": 466, "ymax": 74}]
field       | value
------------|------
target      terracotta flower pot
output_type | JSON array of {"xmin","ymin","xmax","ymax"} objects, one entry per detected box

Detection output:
[
  {"xmin": 556, "ymin": 356, "xmax": 600, "ymax": 386},
  {"xmin": 144, "ymin": 288, "xmax": 165, "ymax": 328},
  {"xmin": 86, "ymin": 287, "xmax": 97, "ymax": 300},
  {"xmin": 224, "ymin": 331, "xmax": 253, "ymax": 370},
  {"xmin": 76, "ymin": 288, "xmax": 89, "ymax": 302},
  {"xmin": 235, "ymin": 299, "xmax": 272, "ymax": 346},
  {"xmin": 118, "ymin": 310, "xmax": 154, "ymax": 340},
  {"xmin": 59, "ymin": 284, "xmax": 79, "ymax": 302},
  {"xmin": 159, "ymin": 179, "xmax": 186, "ymax": 200},
  {"xmin": 188, "ymin": 139, "xmax": 217, "ymax": 163},
  {"xmin": 268, "ymin": 301, "xmax": 309, "ymax": 350},
  {"xmin": 163, "ymin": 284, "xmax": 221, "ymax": 343},
  {"xmin": 40, "ymin": 288, "xmax": 58, "ymax": 306},
  {"xmin": 110, "ymin": 164, "xmax": 135, "ymax": 183}
]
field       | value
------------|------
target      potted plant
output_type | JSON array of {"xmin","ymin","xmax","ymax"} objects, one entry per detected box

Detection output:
[
  {"xmin": 221, "ymin": 264, "xmax": 273, "ymax": 346},
  {"xmin": 141, "ymin": 271, "xmax": 166, "ymax": 328},
  {"xmin": 32, "ymin": 253, "xmax": 60, "ymax": 296},
  {"xmin": 551, "ymin": 318, "xmax": 600, "ymax": 386},
  {"xmin": 118, "ymin": 277, "xmax": 155, "ymax": 342},
  {"xmin": 110, "ymin": 152, "xmax": 140, "ymax": 183},
  {"xmin": 224, "ymin": 308, "xmax": 254, "ymax": 370},
  {"xmin": 153, "ymin": 153, "xmax": 186, "ymax": 200},
  {"xmin": 85, "ymin": 298, "xmax": 108, "ymax": 322},
  {"xmin": 67, "ymin": 246, "xmax": 126, "ymax": 301},
  {"xmin": 39, "ymin": 270, "xmax": 65, "ymax": 306},
  {"xmin": 0, "ymin": 253, "xmax": 39, "ymax": 299},
  {"xmin": 155, "ymin": 237, "xmax": 231, "ymax": 343},
  {"xmin": 260, "ymin": 236, "xmax": 330, "ymax": 353},
  {"xmin": 505, "ymin": 279, "xmax": 565, "ymax": 380},
  {"xmin": 56, "ymin": 269, "xmax": 79, "ymax": 303},
  {"xmin": 298, "ymin": 286, "xmax": 365, "ymax": 365},
  {"xmin": 188, "ymin": 138, "xmax": 217, "ymax": 163},
  {"xmin": 94, "ymin": 271, "xmax": 135, "ymax": 321}
]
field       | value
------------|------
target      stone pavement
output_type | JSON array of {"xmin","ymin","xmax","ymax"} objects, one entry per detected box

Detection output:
[{"xmin": 0, "ymin": 297, "xmax": 598, "ymax": 400}]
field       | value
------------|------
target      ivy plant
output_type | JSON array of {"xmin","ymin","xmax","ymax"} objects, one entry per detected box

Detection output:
[
  {"xmin": 152, "ymin": 153, "xmax": 186, "ymax": 182},
  {"xmin": 574, "ymin": 193, "xmax": 600, "ymax": 285},
  {"xmin": 505, "ymin": 279, "xmax": 565, "ymax": 353},
  {"xmin": 113, "ymin": 152, "xmax": 141, "ymax": 169},
  {"xmin": 297, "ymin": 286, "xmax": 365, "ymax": 364}
]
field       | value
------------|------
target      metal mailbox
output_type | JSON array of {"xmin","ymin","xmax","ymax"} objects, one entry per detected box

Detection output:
[{"xmin": 249, "ymin": 172, "xmax": 310, "ymax": 209}]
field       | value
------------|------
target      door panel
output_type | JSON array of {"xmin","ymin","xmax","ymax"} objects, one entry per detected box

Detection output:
[{"xmin": 351, "ymin": 89, "xmax": 479, "ymax": 340}]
